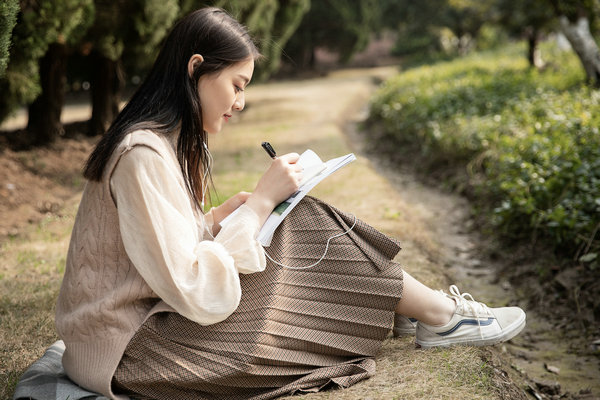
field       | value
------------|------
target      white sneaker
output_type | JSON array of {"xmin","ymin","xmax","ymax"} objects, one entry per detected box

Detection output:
[
  {"xmin": 393, "ymin": 314, "xmax": 417, "ymax": 337},
  {"xmin": 415, "ymin": 285, "xmax": 526, "ymax": 348}
]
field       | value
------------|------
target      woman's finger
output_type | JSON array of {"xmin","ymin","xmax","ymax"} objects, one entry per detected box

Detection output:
[{"xmin": 277, "ymin": 152, "xmax": 300, "ymax": 164}]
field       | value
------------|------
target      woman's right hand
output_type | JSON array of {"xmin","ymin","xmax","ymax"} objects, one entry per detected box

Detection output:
[{"xmin": 245, "ymin": 153, "xmax": 303, "ymax": 225}]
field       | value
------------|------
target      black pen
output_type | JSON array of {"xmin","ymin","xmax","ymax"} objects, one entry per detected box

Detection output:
[{"xmin": 261, "ymin": 142, "xmax": 277, "ymax": 159}]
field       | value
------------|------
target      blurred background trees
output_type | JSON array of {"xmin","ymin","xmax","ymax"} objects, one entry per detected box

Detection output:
[
  {"xmin": 283, "ymin": 0, "xmax": 380, "ymax": 69},
  {"xmin": 1, "ymin": 0, "xmax": 599, "ymax": 145},
  {"xmin": 84, "ymin": 0, "xmax": 180, "ymax": 136},
  {"xmin": 196, "ymin": 0, "xmax": 312, "ymax": 81},
  {"xmin": 1, "ymin": 0, "xmax": 94, "ymax": 145},
  {"xmin": 494, "ymin": 0, "xmax": 556, "ymax": 68},
  {"xmin": 0, "ymin": 0, "xmax": 19, "ymax": 77}
]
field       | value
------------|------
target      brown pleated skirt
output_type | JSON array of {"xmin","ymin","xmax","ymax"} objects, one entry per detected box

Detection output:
[{"xmin": 112, "ymin": 196, "xmax": 404, "ymax": 399}]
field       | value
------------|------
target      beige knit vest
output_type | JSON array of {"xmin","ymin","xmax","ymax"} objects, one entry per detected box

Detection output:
[{"xmin": 55, "ymin": 130, "xmax": 179, "ymax": 399}]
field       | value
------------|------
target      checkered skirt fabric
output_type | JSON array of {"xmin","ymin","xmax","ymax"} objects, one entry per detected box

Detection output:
[{"xmin": 112, "ymin": 196, "xmax": 404, "ymax": 399}]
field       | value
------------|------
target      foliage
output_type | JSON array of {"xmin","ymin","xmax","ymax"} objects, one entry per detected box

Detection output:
[
  {"xmin": 382, "ymin": 0, "xmax": 443, "ymax": 58},
  {"xmin": 223, "ymin": 0, "xmax": 311, "ymax": 80},
  {"xmin": 87, "ymin": 0, "xmax": 179, "ymax": 65},
  {"xmin": 283, "ymin": 0, "xmax": 380, "ymax": 69},
  {"xmin": 0, "ymin": 0, "xmax": 18, "ymax": 78},
  {"xmin": 181, "ymin": 0, "xmax": 310, "ymax": 81},
  {"xmin": 494, "ymin": 0, "xmax": 556, "ymax": 39},
  {"xmin": 549, "ymin": 0, "xmax": 600, "ymax": 25},
  {"xmin": 0, "ymin": 0, "xmax": 94, "ymax": 122},
  {"xmin": 368, "ymin": 41, "xmax": 600, "ymax": 260},
  {"xmin": 441, "ymin": 0, "xmax": 493, "ymax": 43},
  {"xmin": 382, "ymin": 0, "xmax": 496, "ymax": 59}
]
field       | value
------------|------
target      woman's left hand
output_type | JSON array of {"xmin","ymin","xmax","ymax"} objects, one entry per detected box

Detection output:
[{"xmin": 211, "ymin": 191, "xmax": 252, "ymax": 230}]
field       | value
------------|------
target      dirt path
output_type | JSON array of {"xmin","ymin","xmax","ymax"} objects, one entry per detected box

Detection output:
[{"xmin": 2, "ymin": 66, "xmax": 598, "ymax": 399}]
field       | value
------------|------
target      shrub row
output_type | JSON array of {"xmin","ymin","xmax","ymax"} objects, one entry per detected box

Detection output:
[{"xmin": 368, "ymin": 43, "xmax": 600, "ymax": 264}]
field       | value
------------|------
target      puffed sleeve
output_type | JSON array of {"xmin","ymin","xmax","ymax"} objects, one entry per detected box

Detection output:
[{"xmin": 110, "ymin": 145, "xmax": 265, "ymax": 325}]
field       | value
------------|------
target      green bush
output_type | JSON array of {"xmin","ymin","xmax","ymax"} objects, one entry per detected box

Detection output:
[{"xmin": 368, "ymin": 42, "xmax": 600, "ymax": 261}]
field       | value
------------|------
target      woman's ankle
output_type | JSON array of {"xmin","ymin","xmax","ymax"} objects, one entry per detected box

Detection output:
[{"xmin": 423, "ymin": 296, "xmax": 456, "ymax": 327}]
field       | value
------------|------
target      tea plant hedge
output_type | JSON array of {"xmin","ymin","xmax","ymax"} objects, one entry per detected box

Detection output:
[{"xmin": 368, "ymin": 43, "xmax": 600, "ymax": 264}]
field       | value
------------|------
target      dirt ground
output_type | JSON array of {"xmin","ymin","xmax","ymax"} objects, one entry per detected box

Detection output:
[
  {"xmin": 0, "ymin": 136, "xmax": 92, "ymax": 240},
  {"xmin": 1, "ymin": 66, "xmax": 598, "ymax": 399}
]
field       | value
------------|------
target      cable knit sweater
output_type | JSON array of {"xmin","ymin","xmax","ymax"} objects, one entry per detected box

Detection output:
[{"xmin": 55, "ymin": 130, "xmax": 266, "ymax": 399}]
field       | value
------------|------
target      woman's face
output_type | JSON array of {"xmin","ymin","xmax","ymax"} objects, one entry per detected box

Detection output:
[{"xmin": 198, "ymin": 58, "xmax": 254, "ymax": 134}]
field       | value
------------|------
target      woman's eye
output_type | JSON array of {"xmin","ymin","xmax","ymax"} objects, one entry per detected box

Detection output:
[{"xmin": 235, "ymin": 85, "xmax": 244, "ymax": 93}]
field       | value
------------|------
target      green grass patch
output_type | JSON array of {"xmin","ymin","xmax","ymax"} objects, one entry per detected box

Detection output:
[{"xmin": 368, "ymin": 41, "xmax": 600, "ymax": 262}]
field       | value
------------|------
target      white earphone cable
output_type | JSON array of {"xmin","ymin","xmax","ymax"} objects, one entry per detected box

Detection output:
[
  {"xmin": 262, "ymin": 215, "xmax": 358, "ymax": 270},
  {"xmin": 200, "ymin": 142, "xmax": 213, "ymax": 211}
]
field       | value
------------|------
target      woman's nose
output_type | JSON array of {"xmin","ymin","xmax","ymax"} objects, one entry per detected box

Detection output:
[{"xmin": 234, "ymin": 93, "xmax": 245, "ymax": 111}]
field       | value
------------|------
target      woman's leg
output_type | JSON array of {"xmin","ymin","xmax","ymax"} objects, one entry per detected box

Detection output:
[
  {"xmin": 395, "ymin": 271, "xmax": 456, "ymax": 326},
  {"xmin": 395, "ymin": 271, "xmax": 527, "ymax": 348}
]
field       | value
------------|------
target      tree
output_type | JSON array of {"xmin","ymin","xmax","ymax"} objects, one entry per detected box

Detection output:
[
  {"xmin": 283, "ymin": 0, "xmax": 380, "ymax": 70},
  {"xmin": 85, "ymin": 0, "xmax": 179, "ymax": 136},
  {"xmin": 549, "ymin": 0, "xmax": 600, "ymax": 86},
  {"xmin": 0, "ymin": 0, "xmax": 18, "ymax": 78},
  {"xmin": 2, "ymin": 0, "xmax": 307, "ymax": 145},
  {"xmin": 0, "ymin": 0, "xmax": 94, "ymax": 145},
  {"xmin": 181, "ymin": 0, "xmax": 310, "ymax": 80},
  {"xmin": 27, "ymin": 1, "xmax": 95, "ymax": 145},
  {"xmin": 494, "ymin": 0, "xmax": 556, "ymax": 68},
  {"xmin": 250, "ymin": 0, "xmax": 311, "ymax": 80},
  {"xmin": 379, "ymin": 0, "xmax": 493, "ymax": 59},
  {"xmin": 440, "ymin": 0, "xmax": 494, "ymax": 55},
  {"xmin": 378, "ymin": 0, "xmax": 445, "ymax": 58}
]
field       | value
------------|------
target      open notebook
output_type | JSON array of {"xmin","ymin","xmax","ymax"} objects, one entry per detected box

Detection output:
[{"xmin": 220, "ymin": 149, "xmax": 356, "ymax": 246}]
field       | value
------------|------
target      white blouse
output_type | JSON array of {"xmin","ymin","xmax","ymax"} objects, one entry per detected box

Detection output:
[{"xmin": 110, "ymin": 144, "xmax": 266, "ymax": 325}]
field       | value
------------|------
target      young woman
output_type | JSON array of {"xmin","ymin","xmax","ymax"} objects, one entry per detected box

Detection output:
[{"xmin": 55, "ymin": 7, "xmax": 526, "ymax": 400}]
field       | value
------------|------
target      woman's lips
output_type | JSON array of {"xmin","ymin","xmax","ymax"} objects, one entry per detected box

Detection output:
[{"xmin": 223, "ymin": 113, "xmax": 232, "ymax": 122}]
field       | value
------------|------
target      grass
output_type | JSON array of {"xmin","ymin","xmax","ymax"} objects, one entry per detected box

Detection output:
[
  {"xmin": 0, "ymin": 210, "xmax": 74, "ymax": 398},
  {"xmin": 1, "ymin": 67, "xmax": 520, "ymax": 399}
]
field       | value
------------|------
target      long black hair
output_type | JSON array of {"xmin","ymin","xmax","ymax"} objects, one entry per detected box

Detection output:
[{"xmin": 83, "ymin": 7, "xmax": 260, "ymax": 208}]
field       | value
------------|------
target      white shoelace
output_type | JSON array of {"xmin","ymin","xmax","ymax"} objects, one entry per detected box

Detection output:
[{"xmin": 446, "ymin": 284, "xmax": 490, "ymax": 339}]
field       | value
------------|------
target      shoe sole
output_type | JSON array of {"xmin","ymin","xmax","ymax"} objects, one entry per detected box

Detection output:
[{"xmin": 415, "ymin": 313, "xmax": 526, "ymax": 348}]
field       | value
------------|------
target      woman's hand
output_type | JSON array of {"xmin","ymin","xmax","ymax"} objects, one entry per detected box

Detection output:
[
  {"xmin": 211, "ymin": 191, "xmax": 252, "ymax": 226},
  {"xmin": 245, "ymin": 153, "xmax": 303, "ymax": 225}
]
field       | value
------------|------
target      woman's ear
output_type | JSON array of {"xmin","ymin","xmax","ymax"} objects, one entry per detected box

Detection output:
[{"xmin": 187, "ymin": 54, "xmax": 205, "ymax": 78}]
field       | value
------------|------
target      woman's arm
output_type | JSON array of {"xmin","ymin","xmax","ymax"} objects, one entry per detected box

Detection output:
[
  {"xmin": 110, "ymin": 146, "xmax": 266, "ymax": 325},
  {"xmin": 208, "ymin": 191, "xmax": 251, "ymax": 236}
]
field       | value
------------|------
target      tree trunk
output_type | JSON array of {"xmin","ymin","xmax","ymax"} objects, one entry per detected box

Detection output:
[
  {"xmin": 27, "ymin": 42, "xmax": 67, "ymax": 146},
  {"xmin": 88, "ymin": 51, "xmax": 124, "ymax": 136},
  {"xmin": 527, "ymin": 34, "xmax": 536, "ymax": 67},
  {"xmin": 308, "ymin": 47, "xmax": 316, "ymax": 69},
  {"xmin": 558, "ymin": 15, "xmax": 600, "ymax": 87},
  {"xmin": 526, "ymin": 28, "xmax": 544, "ymax": 69}
]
